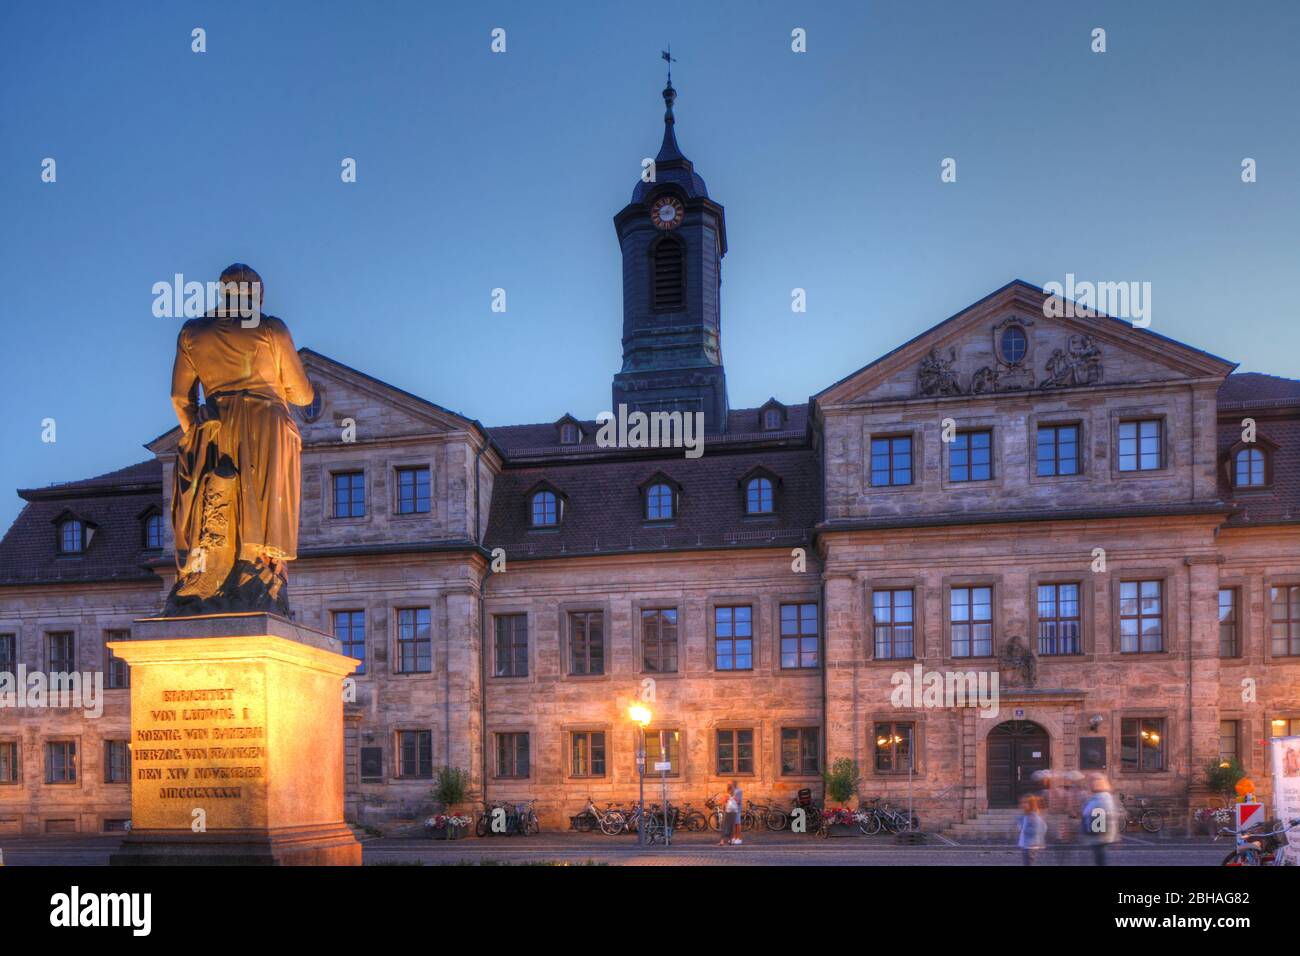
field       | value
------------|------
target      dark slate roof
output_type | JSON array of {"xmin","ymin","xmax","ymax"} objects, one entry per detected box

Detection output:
[
  {"xmin": 1218, "ymin": 372, "xmax": 1300, "ymax": 409},
  {"xmin": 487, "ymin": 404, "xmax": 810, "ymax": 458},
  {"xmin": 1217, "ymin": 374, "xmax": 1300, "ymax": 525},
  {"xmin": 1, "ymin": 459, "xmax": 163, "ymax": 586},
  {"xmin": 484, "ymin": 445, "xmax": 819, "ymax": 560}
]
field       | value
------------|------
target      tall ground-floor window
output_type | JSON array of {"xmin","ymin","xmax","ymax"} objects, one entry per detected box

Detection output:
[
  {"xmin": 1120, "ymin": 718, "xmax": 1166, "ymax": 771},
  {"xmin": 780, "ymin": 727, "xmax": 820, "ymax": 776}
]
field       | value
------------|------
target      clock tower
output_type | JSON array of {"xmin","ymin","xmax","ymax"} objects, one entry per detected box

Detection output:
[{"xmin": 611, "ymin": 79, "xmax": 730, "ymax": 432}]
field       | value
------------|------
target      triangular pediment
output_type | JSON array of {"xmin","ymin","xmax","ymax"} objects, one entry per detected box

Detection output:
[
  {"xmin": 145, "ymin": 347, "xmax": 479, "ymax": 455},
  {"xmin": 816, "ymin": 280, "xmax": 1237, "ymax": 407}
]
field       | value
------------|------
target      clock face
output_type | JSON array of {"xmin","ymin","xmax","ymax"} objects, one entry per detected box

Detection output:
[{"xmin": 651, "ymin": 196, "xmax": 684, "ymax": 230}]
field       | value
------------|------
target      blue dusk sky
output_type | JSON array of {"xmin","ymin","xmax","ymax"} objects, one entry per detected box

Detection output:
[{"xmin": 1, "ymin": 0, "xmax": 1297, "ymax": 531}]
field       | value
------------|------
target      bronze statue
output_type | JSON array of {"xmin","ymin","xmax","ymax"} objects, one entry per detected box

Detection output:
[{"xmin": 164, "ymin": 264, "xmax": 314, "ymax": 616}]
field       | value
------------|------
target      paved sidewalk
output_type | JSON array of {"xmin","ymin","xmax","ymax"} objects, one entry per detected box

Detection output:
[{"xmin": 0, "ymin": 830, "xmax": 1228, "ymax": 866}]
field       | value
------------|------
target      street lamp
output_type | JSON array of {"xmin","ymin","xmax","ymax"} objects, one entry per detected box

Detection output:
[
  {"xmin": 877, "ymin": 731, "xmax": 915, "ymax": 832},
  {"xmin": 629, "ymin": 704, "xmax": 652, "ymax": 846}
]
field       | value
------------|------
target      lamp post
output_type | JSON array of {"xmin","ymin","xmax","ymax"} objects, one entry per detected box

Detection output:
[
  {"xmin": 877, "ymin": 731, "xmax": 914, "ymax": 831},
  {"xmin": 629, "ymin": 704, "xmax": 652, "ymax": 847}
]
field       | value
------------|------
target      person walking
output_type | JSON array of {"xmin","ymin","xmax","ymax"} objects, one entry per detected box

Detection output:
[
  {"xmin": 731, "ymin": 779, "xmax": 744, "ymax": 845},
  {"xmin": 718, "ymin": 784, "xmax": 736, "ymax": 847},
  {"xmin": 1017, "ymin": 794, "xmax": 1046, "ymax": 865},
  {"xmin": 1081, "ymin": 773, "xmax": 1121, "ymax": 865}
]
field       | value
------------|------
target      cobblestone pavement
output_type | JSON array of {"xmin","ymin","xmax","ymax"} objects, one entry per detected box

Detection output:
[{"xmin": 0, "ymin": 831, "xmax": 1230, "ymax": 866}]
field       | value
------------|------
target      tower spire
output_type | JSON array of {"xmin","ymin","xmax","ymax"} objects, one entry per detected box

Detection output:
[{"xmin": 657, "ymin": 47, "xmax": 684, "ymax": 164}]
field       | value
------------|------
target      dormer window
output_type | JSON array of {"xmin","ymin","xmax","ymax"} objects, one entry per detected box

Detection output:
[
  {"xmin": 143, "ymin": 512, "xmax": 164, "ymax": 550},
  {"xmin": 646, "ymin": 483, "xmax": 674, "ymax": 521},
  {"xmin": 560, "ymin": 423, "xmax": 579, "ymax": 445},
  {"xmin": 1235, "ymin": 448, "xmax": 1265, "ymax": 487},
  {"xmin": 758, "ymin": 399, "xmax": 787, "ymax": 432},
  {"xmin": 1225, "ymin": 437, "xmax": 1276, "ymax": 491},
  {"xmin": 59, "ymin": 520, "xmax": 84, "ymax": 554},
  {"xmin": 531, "ymin": 490, "xmax": 559, "ymax": 527},
  {"xmin": 746, "ymin": 477, "xmax": 774, "ymax": 515}
]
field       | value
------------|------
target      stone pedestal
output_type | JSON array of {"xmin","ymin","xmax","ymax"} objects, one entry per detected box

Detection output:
[{"xmin": 107, "ymin": 612, "xmax": 361, "ymax": 866}]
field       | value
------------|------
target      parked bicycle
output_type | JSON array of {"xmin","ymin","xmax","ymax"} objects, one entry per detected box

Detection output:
[
  {"xmin": 676, "ymin": 801, "xmax": 709, "ymax": 832},
  {"xmin": 858, "ymin": 797, "xmax": 919, "ymax": 834},
  {"xmin": 1216, "ymin": 817, "xmax": 1300, "ymax": 866},
  {"xmin": 1119, "ymin": 794, "xmax": 1165, "ymax": 833},
  {"xmin": 705, "ymin": 793, "xmax": 755, "ymax": 831},
  {"xmin": 747, "ymin": 798, "xmax": 789, "ymax": 831},
  {"xmin": 476, "ymin": 799, "xmax": 540, "ymax": 836},
  {"xmin": 572, "ymin": 797, "xmax": 627, "ymax": 836}
]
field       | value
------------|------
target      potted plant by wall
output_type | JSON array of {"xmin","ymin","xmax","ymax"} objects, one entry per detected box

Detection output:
[
  {"xmin": 427, "ymin": 766, "xmax": 471, "ymax": 839},
  {"xmin": 424, "ymin": 812, "xmax": 472, "ymax": 840},
  {"xmin": 821, "ymin": 758, "xmax": 862, "ymax": 837},
  {"xmin": 1194, "ymin": 759, "xmax": 1245, "ymax": 835}
]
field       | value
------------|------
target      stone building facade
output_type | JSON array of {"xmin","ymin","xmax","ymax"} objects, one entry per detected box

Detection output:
[{"xmin": 2, "ymin": 86, "xmax": 1298, "ymax": 836}]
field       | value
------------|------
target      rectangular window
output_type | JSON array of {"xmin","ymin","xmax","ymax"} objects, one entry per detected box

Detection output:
[
  {"xmin": 950, "ymin": 430, "xmax": 992, "ymax": 482},
  {"xmin": 0, "ymin": 741, "xmax": 17, "ymax": 784},
  {"xmin": 47, "ymin": 632, "xmax": 74, "ymax": 673},
  {"xmin": 874, "ymin": 721, "xmax": 914, "ymax": 774},
  {"xmin": 493, "ymin": 614, "xmax": 528, "ymax": 677},
  {"xmin": 1119, "ymin": 580, "xmax": 1164, "ymax": 653},
  {"xmin": 641, "ymin": 609, "xmax": 678, "ymax": 673},
  {"xmin": 872, "ymin": 589, "xmax": 914, "ymax": 659},
  {"xmin": 1037, "ymin": 583, "xmax": 1081, "ymax": 656},
  {"xmin": 396, "ymin": 730, "xmax": 432, "ymax": 778},
  {"xmin": 1036, "ymin": 424, "xmax": 1080, "ymax": 477},
  {"xmin": 714, "ymin": 606, "xmax": 753, "ymax": 670},
  {"xmin": 950, "ymin": 586, "xmax": 993, "ymax": 657},
  {"xmin": 779, "ymin": 602, "xmax": 819, "ymax": 669},
  {"xmin": 1120, "ymin": 718, "xmax": 1166, "ymax": 771},
  {"xmin": 0, "ymin": 633, "xmax": 15, "ymax": 679},
  {"xmin": 870, "ymin": 435, "xmax": 913, "ymax": 486},
  {"xmin": 568, "ymin": 611, "xmax": 604, "ymax": 676},
  {"xmin": 1270, "ymin": 585, "xmax": 1300, "ymax": 657},
  {"xmin": 780, "ymin": 727, "xmax": 820, "ymax": 776},
  {"xmin": 332, "ymin": 471, "xmax": 366, "ymax": 518},
  {"xmin": 1219, "ymin": 720, "xmax": 1239, "ymax": 765},
  {"xmin": 496, "ymin": 732, "xmax": 529, "ymax": 778},
  {"xmin": 360, "ymin": 747, "xmax": 384, "ymax": 780},
  {"xmin": 716, "ymin": 728, "xmax": 754, "ymax": 775},
  {"xmin": 395, "ymin": 466, "xmax": 431, "ymax": 515},
  {"xmin": 1271, "ymin": 717, "xmax": 1300, "ymax": 737},
  {"xmin": 647, "ymin": 730, "xmax": 680, "ymax": 775},
  {"xmin": 45, "ymin": 740, "xmax": 77, "ymax": 784},
  {"xmin": 104, "ymin": 740, "xmax": 130, "ymax": 784},
  {"xmin": 1219, "ymin": 588, "xmax": 1239, "ymax": 658},
  {"xmin": 333, "ymin": 610, "xmax": 366, "ymax": 675},
  {"xmin": 104, "ymin": 631, "xmax": 130, "ymax": 689},
  {"xmin": 1118, "ymin": 419, "xmax": 1162, "ymax": 472},
  {"xmin": 395, "ymin": 608, "xmax": 432, "ymax": 673},
  {"xmin": 570, "ymin": 731, "xmax": 606, "ymax": 777}
]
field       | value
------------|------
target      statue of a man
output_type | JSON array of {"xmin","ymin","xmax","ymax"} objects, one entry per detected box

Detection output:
[{"xmin": 164, "ymin": 263, "xmax": 314, "ymax": 616}]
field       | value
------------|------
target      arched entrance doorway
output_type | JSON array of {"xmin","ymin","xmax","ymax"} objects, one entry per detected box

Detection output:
[{"xmin": 987, "ymin": 720, "xmax": 1050, "ymax": 808}]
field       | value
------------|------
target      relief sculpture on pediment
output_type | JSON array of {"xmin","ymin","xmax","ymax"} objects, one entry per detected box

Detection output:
[
  {"xmin": 1041, "ymin": 334, "xmax": 1103, "ymax": 389},
  {"xmin": 917, "ymin": 347, "xmax": 963, "ymax": 397}
]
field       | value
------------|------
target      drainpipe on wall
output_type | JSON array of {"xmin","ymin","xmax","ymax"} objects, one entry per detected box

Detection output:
[
  {"xmin": 474, "ymin": 439, "xmax": 490, "ymax": 806},
  {"xmin": 1186, "ymin": 559, "xmax": 1195, "ymax": 805}
]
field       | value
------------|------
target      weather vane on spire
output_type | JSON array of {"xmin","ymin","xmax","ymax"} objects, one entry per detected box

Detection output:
[{"xmin": 661, "ymin": 45, "xmax": 676, "ymax": 86}]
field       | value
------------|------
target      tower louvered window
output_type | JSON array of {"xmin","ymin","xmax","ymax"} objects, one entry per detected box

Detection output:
[{"xmin": 652, "ymin": 238, "xmax": 685, "ymax": 311}]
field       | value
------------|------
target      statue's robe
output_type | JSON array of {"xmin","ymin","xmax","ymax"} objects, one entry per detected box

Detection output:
[{"xmin": 169, "ymin": 313, "xmax": 312, "ymax": 566}]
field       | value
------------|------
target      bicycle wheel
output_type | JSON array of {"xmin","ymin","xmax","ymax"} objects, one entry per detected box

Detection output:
[
  {"xmin": 860, "ymin": 811, "xmax": 882, "ymax": 835},
  {"xmin": 645, "ymin": 816, "xmax": 665, "ymax": 845},
  {"xmin": 767, "ymin": 808, "xmax": 789, "ymax": 831},
  {"xmin": 573, "ymin": 812, "xmax": 594, "ymax": 833},
  {"xmin": 1140, "ymin": 808, "xmax": 1164, "ymax": 833},
  {"xmin": 526, "ymin": 813, "xmax": 540, "ymax": 836},
  {"xmin": 599, "ymin": 811, "xmax": 625, "ymax": 836},
  {"xmin": 742, "ymin": 810, "xmax": 756, "ymax": 831},
  {"xmin": 708, "ymin": 810, "xmax": 722, "ymax": 831},
  {"xmin": 684, "ymin": 811, "xmax": 707, "ymax": 832}
]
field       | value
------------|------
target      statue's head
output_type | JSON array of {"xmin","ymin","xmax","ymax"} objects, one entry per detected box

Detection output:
[{"xmin": 217, "ymin": 262, "xmax": 264, "ymax": 318}]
